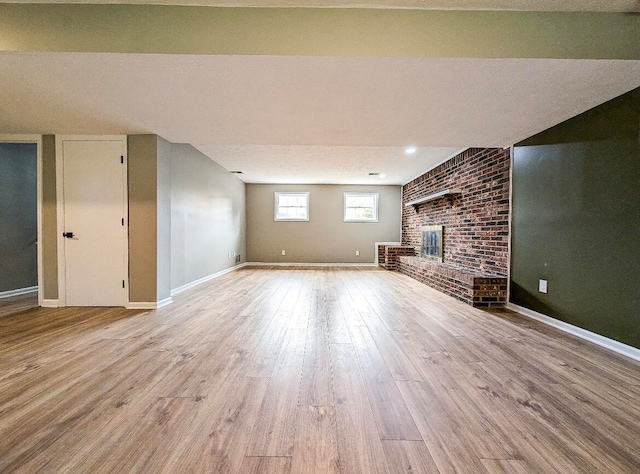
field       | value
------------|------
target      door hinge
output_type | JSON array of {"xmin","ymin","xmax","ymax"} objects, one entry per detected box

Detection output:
[
  {"xmin": 121, "ymin": 218, "xmax": 124, "ymax": 226},
  {"xmin": 122, "ymin": 280, "xmax": 125, "ymax": 288},
  {"xmin": 120, "ymin": 155, "xmax": 124, "ymax": 164}
]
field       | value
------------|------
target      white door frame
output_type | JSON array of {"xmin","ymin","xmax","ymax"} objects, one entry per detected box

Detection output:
[
  {"xmin": 0, "ymin": 135, "xmax": 43, "ymax": 306},
  {"xmin": 55, "ymin": 135, "xmax": 129, "ymax": 307}
]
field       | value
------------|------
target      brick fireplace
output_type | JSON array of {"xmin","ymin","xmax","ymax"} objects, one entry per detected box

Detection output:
[{"xmin": 384, "ymin": 147, "xmax": 510, "ymax": 307}]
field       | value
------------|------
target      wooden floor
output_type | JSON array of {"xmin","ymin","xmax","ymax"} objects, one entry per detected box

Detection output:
[
  {"xmin": 1, "ymin": 267, "xmax": 640, "ymax": 473},
  {"xmin": 0, "ymin": 291, "xmax": 38, "ymax": 318}
]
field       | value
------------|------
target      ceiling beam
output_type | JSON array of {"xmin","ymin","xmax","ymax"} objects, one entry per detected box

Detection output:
[{"xmin": 1, "ymin": 5, "xmax": 638, "ymax": 59}]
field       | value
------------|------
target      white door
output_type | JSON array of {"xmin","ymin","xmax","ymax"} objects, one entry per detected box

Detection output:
[{"xmin": 61, "ymin": 139, "xmax": 127, "ymax": 306}]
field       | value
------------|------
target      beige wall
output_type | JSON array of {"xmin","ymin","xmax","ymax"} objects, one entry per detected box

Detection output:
[
  {"xmin": 127, "ymin": 135, "xmax": 159, "ymax": 303},
  {"xmin": 171, "ymin": 144, "xmax": 246, "ymax": 291},
  {"xmin": 247, "ymin": 184, "xmax": 401, "ymax": 263},
  {"xmin": 41, "ymin": 135, "xmax": 58, "ymax": 300}
]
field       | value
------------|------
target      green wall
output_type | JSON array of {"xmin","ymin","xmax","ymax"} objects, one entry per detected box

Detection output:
[{"xmin": 511, "ymin": 88, "xmax": 640, "ymax": 348}]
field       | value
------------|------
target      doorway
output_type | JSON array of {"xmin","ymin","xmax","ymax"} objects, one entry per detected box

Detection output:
[
  {"xmin": 0, "ymin": 138, "xmax": 40, "ymax": 309},
  {"xmin": 56, "ymin": 136, "xmax": 128, "ymax": 307}
]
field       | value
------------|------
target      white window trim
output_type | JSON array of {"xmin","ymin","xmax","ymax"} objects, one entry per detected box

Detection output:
[
  {"xmin": 274, "ymin": 192, "xmax": 310, "ymax": 221},
  {"xmin": 344, "ymin": 192, "xmax": 379, "ymax": 223}
]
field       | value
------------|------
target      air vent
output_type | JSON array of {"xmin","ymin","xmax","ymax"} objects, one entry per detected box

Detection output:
[
  {"xmin": 230, "ymin": 171, "xmax": 243, "ymax": 174},
  {"xmin": 368, "ymin": 172, "xmax": 380, "ymax": 176}
]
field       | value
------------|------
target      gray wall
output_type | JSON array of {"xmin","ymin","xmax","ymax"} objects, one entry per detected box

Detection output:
[
  {"xmin": 42, "ymin": 135, "xmax": 58, "ymax": 300},
  {"xmin": 0, "ymin": 143, "xmax": 37, "ymax": 293},
  {"xmin": 512, "ymin": 88, "xmax": 640, "ymax": 349},
  {"xmin": 171, "ymin": 144, "xmax": 246, "ymax": 291},
  {"xmin": 246, "ymin": 184, "xmax": 401, "ymax": 263},
  {"xmin": 156, "ymin": 137, "xmax": 172, "ymax": 301}
]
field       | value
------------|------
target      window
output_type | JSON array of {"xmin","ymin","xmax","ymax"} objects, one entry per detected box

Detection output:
[
  {"xmin": 344, "ymin": 192, "xmax": 378, "ymax": 222},
  {"xmin": 274, "ymin": 192, "xmax": 309, "ymax": 221}
]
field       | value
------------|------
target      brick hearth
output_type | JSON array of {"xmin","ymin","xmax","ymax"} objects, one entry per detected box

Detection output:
[{"xmin": 398, "ymin": 256, "xmax": 507, "ymax": 307}]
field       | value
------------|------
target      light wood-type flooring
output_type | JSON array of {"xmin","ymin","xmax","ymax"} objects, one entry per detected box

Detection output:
[
  {"xmin": 0, "ymin": 291, "xmax": 38, "ymax": 318},
  {"xmin": 1, "ymin": 267, "xmax": 640, "ymax": 473}
]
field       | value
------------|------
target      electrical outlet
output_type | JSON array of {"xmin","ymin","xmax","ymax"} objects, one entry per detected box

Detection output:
[
  {"xmin": 281, "ymin": 249, "xmax": 286, "ymax": 256},
  {"xmin": 355, "ymin": 250, "xmax": 360, "ymax": 256},
  {"xmin": 228, "ymin": 252, "xmax": 232, "ymax": 259},
  {"xmin": 539, "ymin": 279, "xmax": 548, "ymax": 294},
  {"xmin": 233, "ymin": 251, "xmax": 237, "ymax": 257}
]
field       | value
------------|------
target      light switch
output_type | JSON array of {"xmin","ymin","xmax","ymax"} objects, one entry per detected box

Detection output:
[{"xmin": 539, "ymin": 279, "xmax": 548, "ymax": 294}]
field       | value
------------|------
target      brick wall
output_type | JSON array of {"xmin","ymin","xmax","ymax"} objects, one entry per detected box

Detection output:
[
  {"xmin": 377, "ymin": 244, "xmax": 386, "ymax": 266},
  {"xmin": 383, "ymin": 246, "xmax": 415, "ymax": 270},
  {"xmin": 402, "ymin": 148, "xmax": 510, "ymax": 277}
]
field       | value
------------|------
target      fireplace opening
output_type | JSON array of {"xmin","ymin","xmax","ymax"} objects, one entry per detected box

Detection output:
[{"xmin": 421, "ymin": 225, "xmax": 443, "ymax": 262}]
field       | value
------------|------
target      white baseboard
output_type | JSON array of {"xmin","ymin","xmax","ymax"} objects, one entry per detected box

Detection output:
[
  {"xmin": 245, "ymin": 262, "xmax": 378, "ymax": 267},
  {"xmin": 157, "ymin": 297, "xmax": 173, "ymax": 308},
  {"xmin": 0, "ymin": 286, "xmax": 38, "ymax": 299},
  {"xmin": 170, "ymin": 263, "xmax": 247, "ymax": 297},
  {"xmin": 126, "ymin": 297, "xmax": 174, "ymax": 310},
  {"xmin": 41, "ymin": 299, "xmax": 59, "ymax": 308},
  {"xmin": 507, "ymin": 302, "xmax": 640, "ymax": 362},
  {"xmin": 126, "ymin": 302, "xmax": 157, "ymax": 310}
]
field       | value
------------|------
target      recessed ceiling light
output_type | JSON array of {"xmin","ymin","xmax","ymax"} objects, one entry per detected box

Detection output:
[
  {"xmin": 230, "ymin": 170, "xmax": 243, "ymax": 174},
  {"xmin": 405, "ymin": 146, "xmax": 417, "ymax": 155}
]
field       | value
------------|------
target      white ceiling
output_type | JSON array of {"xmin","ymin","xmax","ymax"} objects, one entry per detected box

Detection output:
[
  {"xmin": 3, "ymin": 0, "xmax": 639, "ymax": 12},
  {"xmin": 1, "ymin": 52, "xmax": 639, "ymax": 184},
  {"xmin": 194, "ymin": 145, "xmax": 463, "ymax": 184}
]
